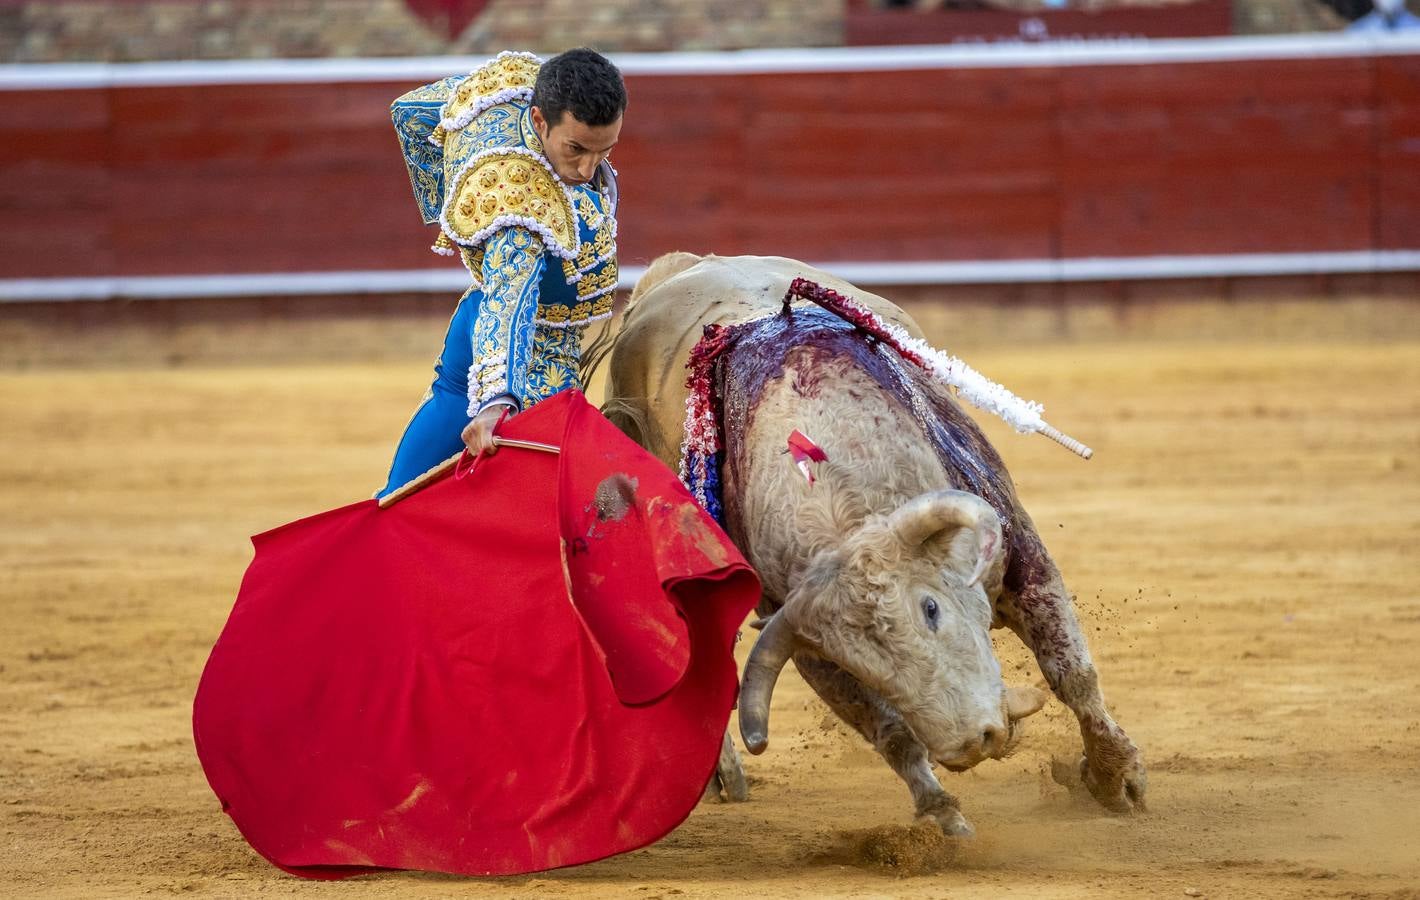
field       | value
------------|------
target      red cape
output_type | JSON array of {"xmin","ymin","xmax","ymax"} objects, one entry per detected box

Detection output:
[{"xmin": 192, "ymin": 391, "xmax": 760, "ymax": 878}]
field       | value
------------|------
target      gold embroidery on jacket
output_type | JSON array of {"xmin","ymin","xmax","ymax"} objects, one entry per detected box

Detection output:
[
  {"xmin": 445, "ymin": 152, "xmax": 578, "ymax": 260},
  {"xmin": 441, "ymin": 53, "xmax": 540, "ymax": 129}
]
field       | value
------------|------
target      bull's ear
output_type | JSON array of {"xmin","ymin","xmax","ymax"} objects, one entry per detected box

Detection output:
[
  {"xmin": 1005, "ymin": 685, "xmax": 1048, "ymax": 721},
  {"xmin": 885, "ymin": 489, "xmax": 1003, "ymax": 584}
]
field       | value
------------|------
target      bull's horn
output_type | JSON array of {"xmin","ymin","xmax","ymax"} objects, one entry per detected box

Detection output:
[
  {"xmin": 888, "ymin": 489, "xmax": 996, "ymax": 548},
  {"xmin": 887, "ymin": 489, "xmax": 1003, "ymax": 582},
  {"xmin": 738, "ymin": 611, "xmax": 800, "ymax": 755},
  {"xmin": 1005, "ymin": 685, "xmax": 1048, "ymax": 721}
]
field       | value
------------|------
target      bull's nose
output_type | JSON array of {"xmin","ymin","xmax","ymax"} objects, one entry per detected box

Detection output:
[
  {"xmin": 981, "ymin": 724, "xmax": 1007, "ymax": 758},
  {"xmin": 956, "ymin": 724, "xmax": 1008, "ymax": 764}
]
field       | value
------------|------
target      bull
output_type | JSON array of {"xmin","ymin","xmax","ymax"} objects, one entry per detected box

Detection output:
[{"xmin": 603, "ymin": 253, "xmax": 1146, "ymax": 836}]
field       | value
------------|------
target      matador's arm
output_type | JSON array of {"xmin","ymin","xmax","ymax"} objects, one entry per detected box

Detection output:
[{"xmin": 468, "ymin": 226, "xmax": 546, "ymax": 416}]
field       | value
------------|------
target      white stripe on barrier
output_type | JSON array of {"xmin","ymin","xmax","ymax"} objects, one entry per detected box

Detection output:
[
  {"xmin": 2, "ymin": 251, "xmax": 1416, "ymax": 302},
  {"xmin": 834, "ymin": 250, "xmax": 1420, "ymax": 284},
  {"xmin": 2, "ymin": 34, "xmax": 1419, "ymax": 90}
]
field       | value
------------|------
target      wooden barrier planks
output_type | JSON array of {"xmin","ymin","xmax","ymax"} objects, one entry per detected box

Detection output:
[
  {"xmin": 1377, "ymin": 55, "xmax": 1420, "ymax": 249},
  {"xmin": 1, "ymin": 52, "xmax": 1416, "ymax": 282},
  {"xmin": 1058, "ymin": 57, "xmax": 1378, "ymax": 257},
  {"xmin": 0, "ymin": 88, "xmax": 115, "ymax": 278}
]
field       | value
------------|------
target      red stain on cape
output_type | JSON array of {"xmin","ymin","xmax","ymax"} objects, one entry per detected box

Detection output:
[{"xmin": 192, "ymin": 391, "xmax": 760, "ymax": 879}]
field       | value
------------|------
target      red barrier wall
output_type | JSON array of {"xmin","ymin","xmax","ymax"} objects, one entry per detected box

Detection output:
[
  {"xmin": 844, "ymin": 0, "xmax": 1235, "ymax": 44},
  {"xmin": 2, "ymin": 53, "xmax": 1417, "ymax": 281}
]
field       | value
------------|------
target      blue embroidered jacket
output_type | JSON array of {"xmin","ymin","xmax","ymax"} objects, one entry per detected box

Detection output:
[{"xmin": 391, "ymin": 52, "xmax": 620, "ymax": 413}]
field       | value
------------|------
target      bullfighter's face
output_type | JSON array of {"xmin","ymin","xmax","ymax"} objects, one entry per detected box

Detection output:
[{"xmin": 532, "ymin": 106, "xmax": 622, "ymax": 187}]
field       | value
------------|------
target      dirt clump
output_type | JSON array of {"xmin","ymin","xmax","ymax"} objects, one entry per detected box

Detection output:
[{"xmin": 815, "ymin": 822, "xmax": 961, "ymax": 876}]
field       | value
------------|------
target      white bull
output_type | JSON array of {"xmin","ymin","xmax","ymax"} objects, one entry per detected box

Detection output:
[{"xmin": 603, "ymin": 253, "xmax": 1146, "ymax": 836}]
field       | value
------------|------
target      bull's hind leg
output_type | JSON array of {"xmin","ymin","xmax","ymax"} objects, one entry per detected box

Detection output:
[
  {"xmin": 997, "ymin": 543, "xmax": 1147, "ymax": 813},
  {"xmin": 792, "ymin": 653, "xmax": 975, "ymax": 837}
]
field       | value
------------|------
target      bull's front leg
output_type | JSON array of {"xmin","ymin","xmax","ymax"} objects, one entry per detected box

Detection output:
[
  {"xmin": 792, "ymin": 653, "xmax": 975, "ymax": 837},
  {"xmin": 998, "ymin": 546, "xmax": 1147, "ymax": 813},
  {"xmin": 703, "ymin": 730, "xmax": 750, "ymax": 803}
]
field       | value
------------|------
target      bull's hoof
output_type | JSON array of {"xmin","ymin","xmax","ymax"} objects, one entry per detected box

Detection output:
[
  {"xmin": 916, "ymin": 808, "xmax": 974, "ymax": 838},
  {"xmin": 915, "ymin": 795, "xmax": 974, "ymax": 838},
  {"xmin": 717, "ymin": 730, "xmax": 750, "ymax": 802},
  {"xmin": 701, "ymin": 730, "xmax": 750, "ymax": 804},
  {"xmin": 1081, "ymin": 751, "xmax": 1148, "ymax": 814},
  {"xmin": 1052, "ymin": 749, "xmax": 1148, "ymax": 814},
  {"xmin": 1049, "ymin": 753, "xmax": 1084, "ymax": 790},
  {"xmin": 700, "ymin": 772, "xmax": 724, "ymax": 804}
]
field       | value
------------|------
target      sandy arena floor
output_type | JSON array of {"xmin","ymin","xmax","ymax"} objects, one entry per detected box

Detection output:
[{"xmin": 2, "ymin": 335, "xmax": 1418, "ymax": 898}]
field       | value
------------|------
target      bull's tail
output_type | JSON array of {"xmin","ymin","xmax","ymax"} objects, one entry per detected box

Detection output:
[
  {"xmin": 578, "ymin": 312, "xmax": 620, "ymax": 388},
  {"xmin": 600, "ymin": 396, "xmax": 651, "ymax": 449}
]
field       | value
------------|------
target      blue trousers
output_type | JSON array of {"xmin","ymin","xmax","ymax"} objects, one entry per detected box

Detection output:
[{"xmin": 377, "ymin": 291, "xmax": 481, "ymax": 499}]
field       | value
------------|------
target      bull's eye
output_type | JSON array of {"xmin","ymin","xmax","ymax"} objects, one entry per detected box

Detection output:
[{"xmin": 921, "ymin": 596, "xmax": 940, "ymax": 632}]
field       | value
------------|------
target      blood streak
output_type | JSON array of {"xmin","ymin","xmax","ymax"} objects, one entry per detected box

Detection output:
[{"xmin": 712, "ymin": 305, "xmax": 1052, "ymax": 600}]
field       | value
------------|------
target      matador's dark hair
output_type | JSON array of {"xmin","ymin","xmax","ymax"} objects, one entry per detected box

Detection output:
[{"xmin": 532, "ymin": 48, "xmax": 627, "ymax": 127}]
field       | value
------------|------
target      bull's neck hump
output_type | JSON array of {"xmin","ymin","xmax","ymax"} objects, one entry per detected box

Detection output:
[{"xmin": 715, "ymin": 308, "xmax": 1017, "ymax": 592}]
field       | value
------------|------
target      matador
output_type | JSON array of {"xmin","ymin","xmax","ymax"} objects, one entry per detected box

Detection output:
[{"xmin": 380, "ymin": 48, "xmax": 626, "ymax": 497}]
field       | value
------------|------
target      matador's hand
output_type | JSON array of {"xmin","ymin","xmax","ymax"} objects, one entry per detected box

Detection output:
[{"xmin": 461, "ymin": 405, "xmax": 510, "ymax": 456}]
